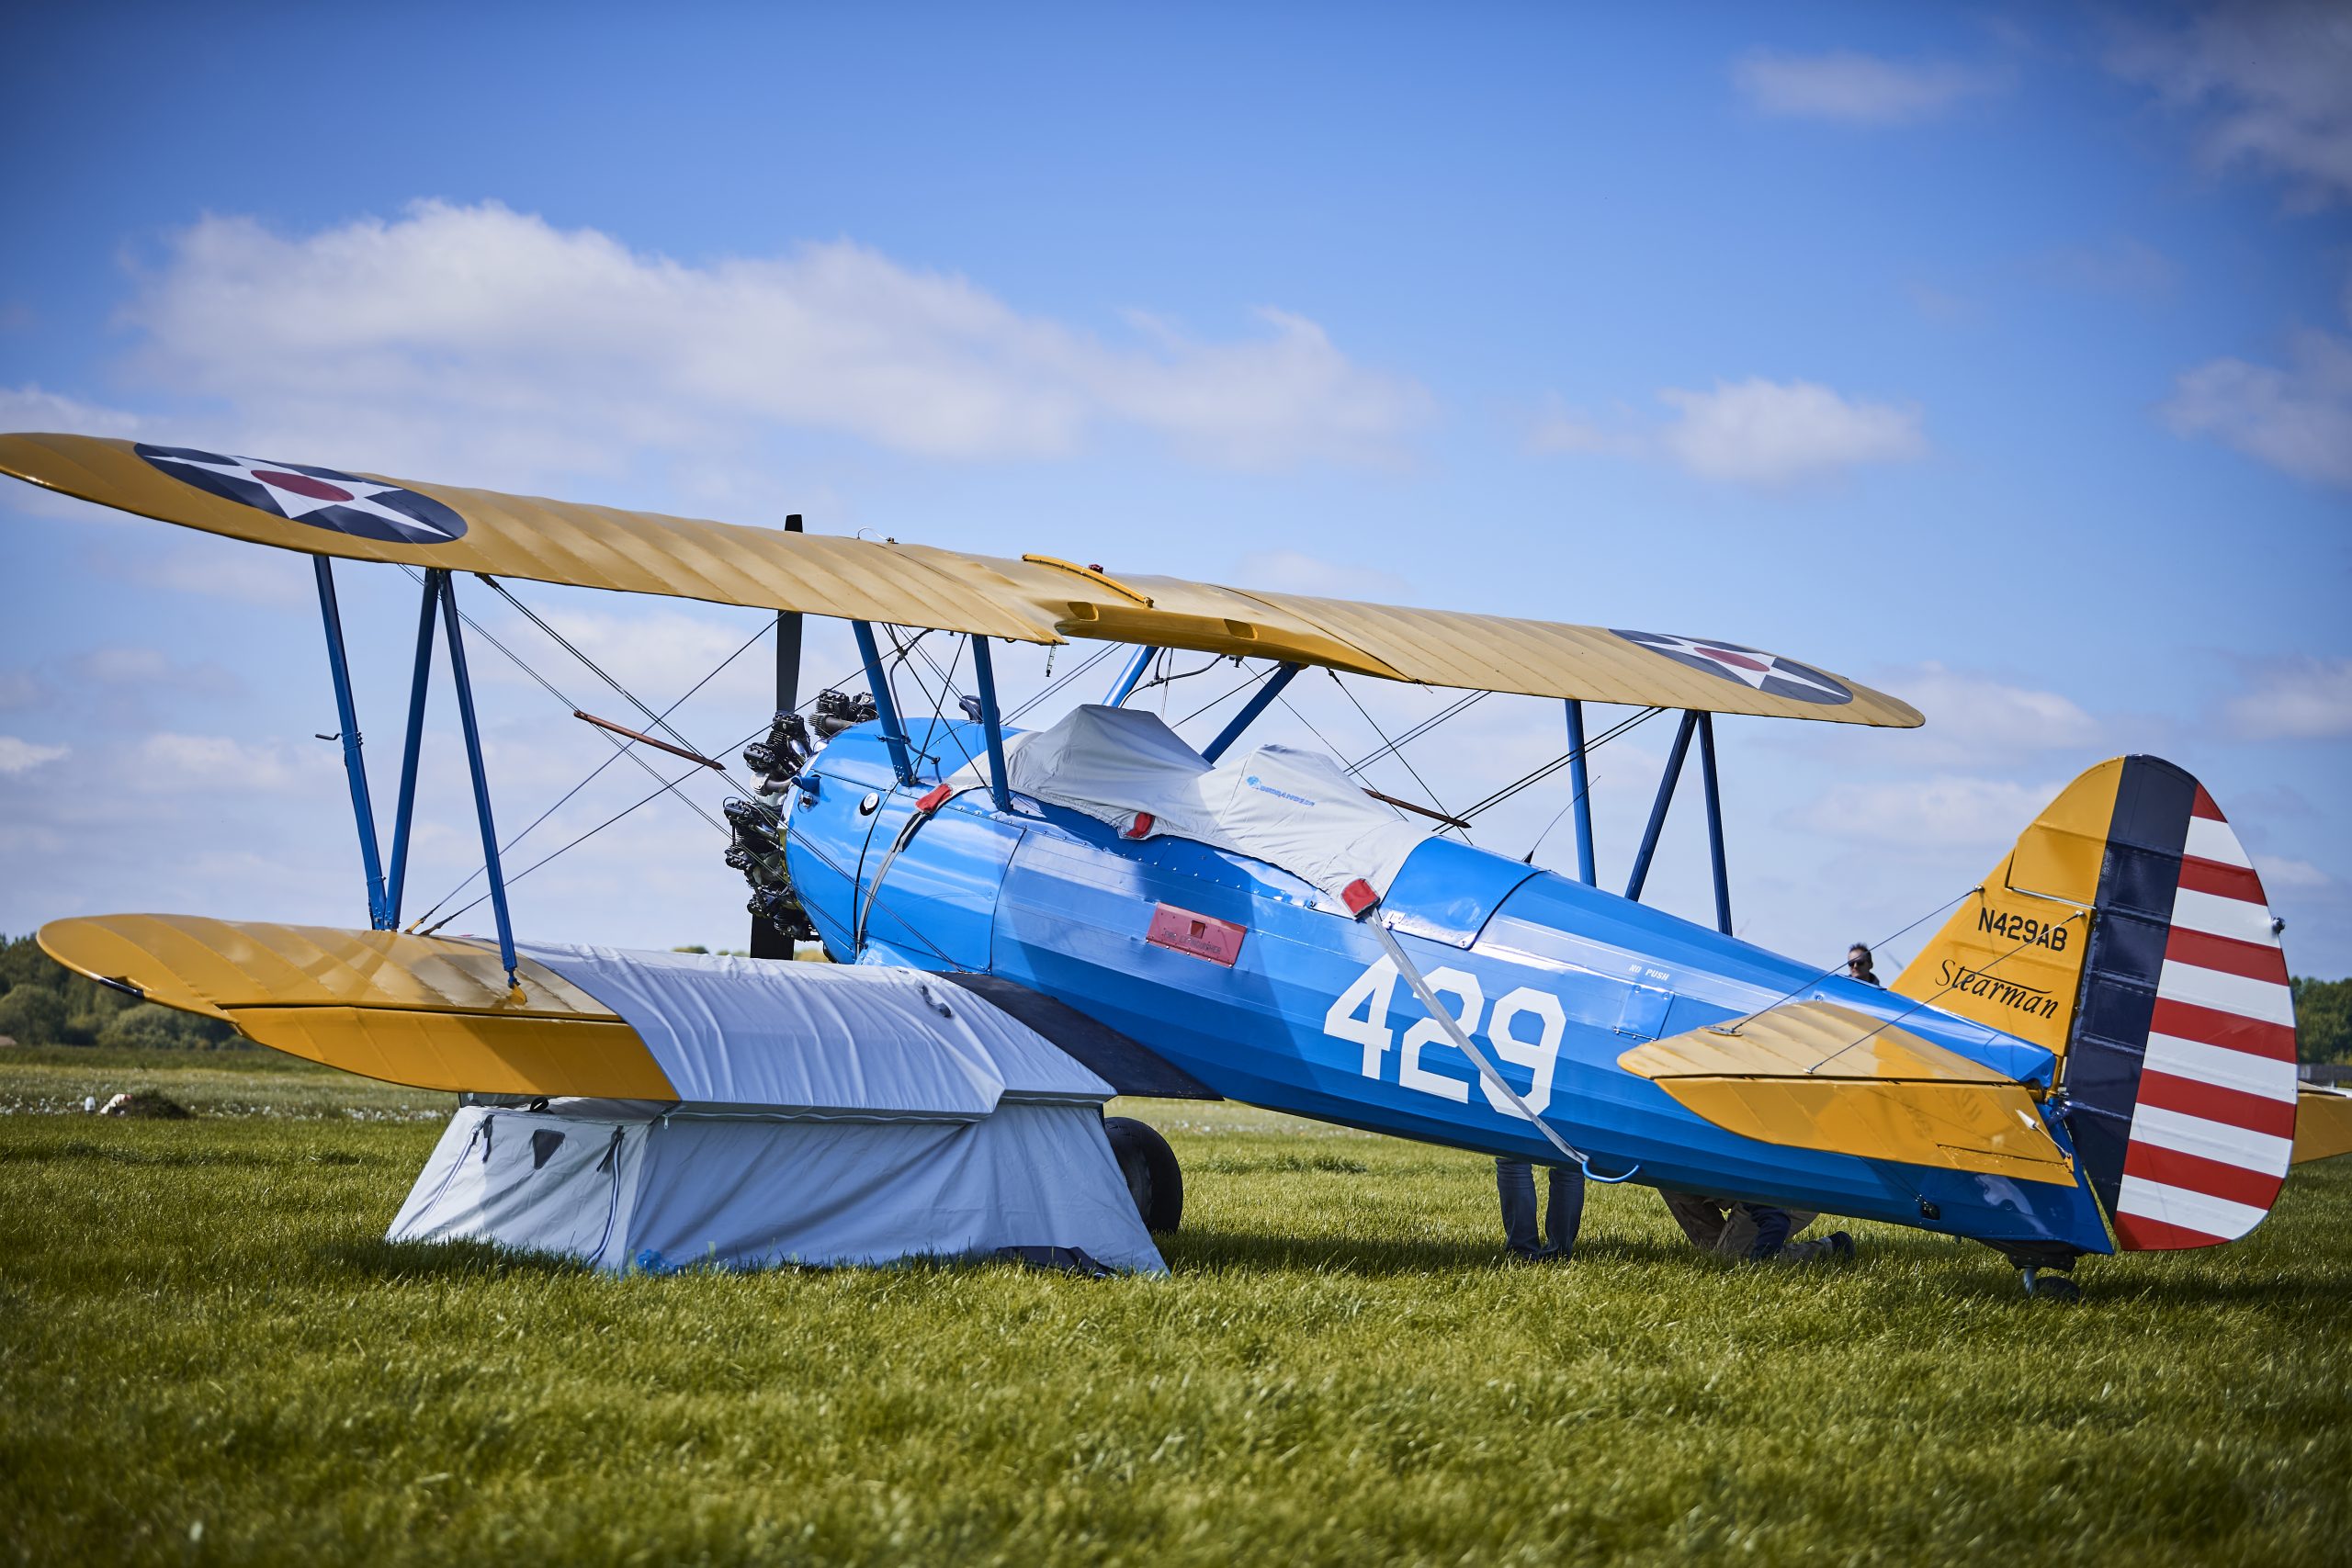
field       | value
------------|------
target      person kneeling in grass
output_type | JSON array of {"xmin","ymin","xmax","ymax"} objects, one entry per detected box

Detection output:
[{"xmin": 1662, "ymin": 1192, "xmax": 1854, "ymax": 1264}]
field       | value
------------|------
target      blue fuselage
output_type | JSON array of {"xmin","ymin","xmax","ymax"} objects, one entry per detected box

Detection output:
[{"xmin": 786, "ymin": 720, "xmax": 2112, "ymax": 1254}]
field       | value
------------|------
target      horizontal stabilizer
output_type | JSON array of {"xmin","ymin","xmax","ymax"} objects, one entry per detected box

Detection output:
[
  {"xmin": 2296, "ymin": 1086, "xmax": 2352, "ymax": 1166},
  {"xmin": 1619, "ymin": 1001, "xmax": 2077, "ymax": 1185}
]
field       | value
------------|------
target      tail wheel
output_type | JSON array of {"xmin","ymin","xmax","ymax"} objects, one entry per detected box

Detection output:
[
  {"xmin": 2021, "ymin": 1268, "xmax": 2082, "ymax": 1303},
  {"xmin": 1103, "ymin": 1116, "xmax": 1183, "ymax": 1233}
]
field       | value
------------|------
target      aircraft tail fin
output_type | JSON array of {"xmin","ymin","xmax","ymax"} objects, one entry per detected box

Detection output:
[{"xmin": 1893, "ymin": 757, "xmax": 2299, "ymax": 1250}]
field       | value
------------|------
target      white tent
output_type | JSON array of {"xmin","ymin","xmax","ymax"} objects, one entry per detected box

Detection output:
[{"xmin": 386, "ymin": 947, "xmax": 1164, "ymax": 1275}]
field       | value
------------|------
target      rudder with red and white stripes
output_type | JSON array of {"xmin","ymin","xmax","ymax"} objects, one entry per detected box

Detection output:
[{"xmin": 2064, "ymin": 761, "xmax": 2298, "ymax": 1250}]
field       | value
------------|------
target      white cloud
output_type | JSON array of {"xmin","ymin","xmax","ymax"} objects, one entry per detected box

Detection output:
[
  {"xmin": 1656, "ymin": 378, "xmax": 1928, "ymax": 487},
  {"xmin": 2162, "ymin": 324, "xmax": 2352, "ymax": 490},
  {"xmin": 85, "ymin": 539, "xmax": 313, "ymax": 608},
  {"xmin": 0, "ymin": 384, "xmax": 142, "ymax": 437},
  {"xmin": 2256, "ymin": 855, "xmax": 2331, "ymax": 889},
  {"xmin": 71, "ymin": 646, "xmax": 241, "ymax": 695},
  {"xmin": 119, "ymin": 200, "xmax": 1432, "ymax": 482},
  {"xmin": 1881, "ymin": 663, "xmax": 2103, "ymax": 763},
  {"xmin": 0, "ymin": 737, "xmax": 68, "ymax": 775},
  {"xmin": 2109, "ymin": 1, "xmax": 2352, "ymax": 205},
  {"xmin": 2030, "ymin": 236, "xmax": 2177, "ymax": 298},
  {"xmin": 1527, "ymin": 396, "xmax": 1642, "ymax": 458},
  {"xmin": 514, "ymin": 604, "xmax": 777, "ymax": 715},
  {"xmin": 1734, "ymin": 49, "xmax": 2010, "ymax": 125},
  {"xmin": 1529, "ymin": 379, "xmax": 1926, "ymax": 490},
  {"xmin": 1795, "ymin": 775, "xmax": 2058, "ymax": 848},
  {"xmin": 1228, "ymin": 548, "xmax": 1413, "ymax": 603},
  {"xmin": 130, "ymin": 733, "xmax": 332, "ymax": 793},
  {"xmin": 2223, "ymin": 656, "xmax": 2352, "ymax": 739}
]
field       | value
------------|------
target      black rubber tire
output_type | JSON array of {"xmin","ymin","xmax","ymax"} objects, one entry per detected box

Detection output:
[{"xmin": 1103, "ymin": 1115, "xmax": 1183, "ymax": 1234}]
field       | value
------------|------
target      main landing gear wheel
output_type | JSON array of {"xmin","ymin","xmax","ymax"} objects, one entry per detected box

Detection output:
[{"xmin": 1103, "ymin": 1116, "xmax": 1183, "ymax": 1234}]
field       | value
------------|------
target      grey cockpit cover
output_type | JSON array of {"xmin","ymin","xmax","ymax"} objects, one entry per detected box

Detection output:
[
  {"xmin": 949, "ymin": 705, "xmax": 1431, "ymax": 905},
  {"xmin": 513, "ymin": 942, "xmax": 1112, "ymax": 1113}
]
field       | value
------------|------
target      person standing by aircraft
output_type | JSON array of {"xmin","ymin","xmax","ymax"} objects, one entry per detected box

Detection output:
[{"xmin": 1496, "ymin": 1158, "xmax": 1583, "ymax": 1261}]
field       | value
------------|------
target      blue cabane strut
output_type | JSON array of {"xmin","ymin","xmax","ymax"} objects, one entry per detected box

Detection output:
[
  {"xmin": 1104, "ymin": 645, "xmax": 1154, "ymax": 708},
  {"xmin": 1204, "ymin": 662, "xmax": 1303, "ymax": 762},
  {"xmin": 1563, "ymin": 699, "xmax": 1597, "ymax": 887},
  {"xmin": 850, "ymin": 620, "xmax": 917, "ymax": 784},
  {"xmin": 1620, "ymin": 707, "xmax": 1733, "ymax": 936},
  {"xmin": 968, "ymin": 635, "xmax": 1013, "ymax": 813}
]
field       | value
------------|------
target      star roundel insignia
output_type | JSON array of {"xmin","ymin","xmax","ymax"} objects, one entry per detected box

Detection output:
[
  {"xmin": 1610, "ymin": 628, "xmax": 1852, "ymax": 705},
  {"xmin": 134, "ymin": 444, "xmax": 468, "ymax": 546}
]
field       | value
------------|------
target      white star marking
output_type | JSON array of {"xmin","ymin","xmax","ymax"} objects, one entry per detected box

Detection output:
[
  {"xmin": 1632, "ymin": 631, "xmax": 1847, "ymax": 700},
  {"xmin": 147, "ymin": 451, "xmax": 458, "ymax": 543}
]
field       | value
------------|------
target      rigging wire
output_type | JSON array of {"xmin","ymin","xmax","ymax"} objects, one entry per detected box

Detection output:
[
  {"xmin": 399, "ymin": 570, "xmax": 850, "ymax": 930},
  {"xmin": 475, "ymin": 574, "xmax": 718, "ymax": 762},
  {"xmin": 1801, "ymin": 904, "xmax": 2083, "ymax": 1077},
  {"xmin": 418, "ymin": 717, "xmax": 771, "ymax": 935},
  {"xmin": 1713, "ymin": 884, "xmax": 1986, "ymax": 1039},
  {"xmin": 424, "ymin": 697, "xmax": 969, "ymax": 971},
  {"xmin": 1324, "ymin": 670, "xmax": 1460, "ymax": 830},
  {"xmin": 1275, "ymin": 694, "xmax": 1362, "ymax": 778},
  {"xmin": 1456, "ymin": 705, "xmax": 1663, "ymax": 823},
  {"xmin": 894, "ymin": 629, "xmax": 983, "ymax": 778},
  {"xmin": 1344, "ymin": 690, "xmax": 1487, "ymax": 775},
  {"xmin": 1521, "ymin": 775, "xmax": 1599, "ymax": 864},
  {"xmin": 1006, "ymin": 640, "xmax": 1119, "ymax": 723},
  {"xmin": 393, "ymin": 566, "xmax": 729, "ymax": 836},
  {"xmin": 1173, "ymin": 661, "xmax": 1275, "ymax": 728}
]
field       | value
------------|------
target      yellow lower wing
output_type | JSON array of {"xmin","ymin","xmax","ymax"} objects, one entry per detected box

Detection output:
[
  {"xmin": 2295, "ymin": 1086, "xmax": 2352, "ymax": 1166},
  {"xmin": 1619, "ymin": 1002, "xmax": 2076, "ymax": 1186},
  {"xmin": 39, "ymin": 915, "xmax": 673, "ymax": 1098}
]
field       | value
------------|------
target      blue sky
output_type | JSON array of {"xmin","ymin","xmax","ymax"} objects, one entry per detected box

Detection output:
[{"xmin": 3, "ymin": 3, "xmax": 2347, "ymax": 974}]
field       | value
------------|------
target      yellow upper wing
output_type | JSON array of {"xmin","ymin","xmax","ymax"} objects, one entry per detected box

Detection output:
[{"xmin": 2, "ymin": 433, "xmax": 1921, "ymax": 726}]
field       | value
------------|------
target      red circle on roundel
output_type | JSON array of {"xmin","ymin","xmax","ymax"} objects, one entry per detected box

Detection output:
[
  {"xmin": 250, "ymin": 468, "xmax": 355, "ymax": 503},
  {"xmin": 1694, "ymin": 645, "xmax": 1769, "ymax": 671}
]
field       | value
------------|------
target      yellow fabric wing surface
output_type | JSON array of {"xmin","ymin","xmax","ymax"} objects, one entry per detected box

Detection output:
[
  {"xmin": 2295, "ymin": 1087, "xmax": 2352, "ymax": 1166},
  {"xmin": 39, "ymin": 914, "xmax": 674, "ymax": 1099},
  {"xmin": 1619, "ymin": 1001, "xmax": 2076, "ymax": 1185},
  {"xmin": 2, "ymin": 432, "xmax": 1921, "ymax": 725}
]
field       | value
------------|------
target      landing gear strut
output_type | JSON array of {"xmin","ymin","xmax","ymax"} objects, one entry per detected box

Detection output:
[
  {"xmin": 1995, "ymin": 1242, "xmax": 2085, "ymax": 1302},
  {"xmin": 1104, "ymin": 1116, "xmax": 1183, "ymax": 1233},
  {"xmin": 2019, "ymin": 1268, "xmax": 2081, "ymax": 1302}
]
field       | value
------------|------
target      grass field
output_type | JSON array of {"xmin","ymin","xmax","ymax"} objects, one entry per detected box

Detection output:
[{"xmin": 3, "ymin": 1049, "xmax": 2347, "ymax": 1566}]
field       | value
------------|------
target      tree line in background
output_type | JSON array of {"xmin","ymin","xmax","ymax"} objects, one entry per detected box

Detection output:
[
  {"xmin": 0, "ymin": 934, "xmax": 242, "ymax": 1049},
  {"xmin": 2, "ymin": 931, "xmax": 2349, "ymax": 1062},
  {"xmin": 2293, "ymin": 978, "xmax": 2352, "ymax": 1066}
]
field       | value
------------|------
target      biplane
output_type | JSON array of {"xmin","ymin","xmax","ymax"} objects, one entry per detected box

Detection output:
[{"xmin": 7, "ymin": 432, "xmax": 2345, "ymax": 1295}]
